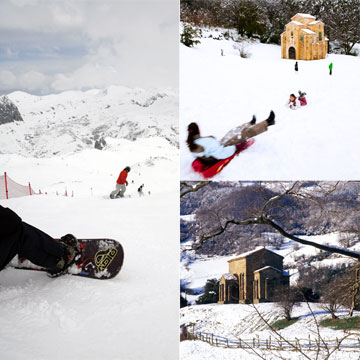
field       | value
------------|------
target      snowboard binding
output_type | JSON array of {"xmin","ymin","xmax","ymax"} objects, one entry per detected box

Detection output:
[{"xmin": 47, "ymin": 234, "xmax": 81, "ymax": 278}]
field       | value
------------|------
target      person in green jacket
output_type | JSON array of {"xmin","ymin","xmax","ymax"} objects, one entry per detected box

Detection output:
[{"xmin": 329, "ymin": 62, "xmax": 333, "ymax": 75}]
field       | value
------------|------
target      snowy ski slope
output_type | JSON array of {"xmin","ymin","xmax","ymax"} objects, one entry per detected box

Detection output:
[{"xmin": 0, "ymin": 85, "xmax": 179, "ymax": 359}]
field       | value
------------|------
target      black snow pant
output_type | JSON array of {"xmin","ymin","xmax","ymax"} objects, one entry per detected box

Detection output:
[{"xmin": 0, "ymin": 205, "xmax": 65, "ymax": 271}]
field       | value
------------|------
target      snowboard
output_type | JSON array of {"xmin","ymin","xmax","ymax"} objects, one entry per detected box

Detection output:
[
  {"xmin": 14, "ymin": 238, "xmax": 124, "ymax": 280},
  {"xmin": 192, "ymin": 139, "xmax": 255, "ymax": 179},
  {"xmin": 110, "ymin": 193, "xmax": 124, "ymax": 199}
]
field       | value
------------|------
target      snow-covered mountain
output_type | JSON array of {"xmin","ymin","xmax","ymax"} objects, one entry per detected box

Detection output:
[{"xmin": 1, "ymin": 85, "xmax": 178, "ymax": 157}]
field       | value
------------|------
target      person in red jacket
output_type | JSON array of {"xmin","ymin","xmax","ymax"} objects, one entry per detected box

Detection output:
[{"xmin": 110, "ymin": 166, "xmax": 131, "ymax": 198}]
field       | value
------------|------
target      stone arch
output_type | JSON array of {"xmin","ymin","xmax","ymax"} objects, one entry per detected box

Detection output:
[{"xmin": 288, "ymin": 46, "xmax": 296, "ymax": 59}]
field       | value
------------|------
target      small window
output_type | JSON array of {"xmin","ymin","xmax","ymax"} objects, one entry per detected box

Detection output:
[
  {"xmin": 300, "ymin": 34, "xmax": 304, "ymax": 41},
  {"xmin": 319, "ymin": 32, "xmax": 322, "ymax": 41}
]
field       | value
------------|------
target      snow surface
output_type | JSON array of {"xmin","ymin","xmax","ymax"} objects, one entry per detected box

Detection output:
[
  {"xmin": 180, "ymin": 28, "xmax": 360, "ymax": 180},
  {"xmin": 180, "ymin": 303, "xmax": 360, "ymax": 360},
  {"xmin": 0, "ymin": 86, "xmax": 179, "ymax": 359}
]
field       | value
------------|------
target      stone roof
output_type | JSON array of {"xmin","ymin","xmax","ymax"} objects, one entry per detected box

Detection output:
[
  {"xmin": 291, "ymin": 21, "xmax": 303, "ymax": 26},
  {"xmin": 301, "ymin": 28, "xmax": 316, "ymax": 35},
  {"xmin": 296, "ymin": 13, "xmax": 316, "ymax": 19},
  {"xmin": 254, "ymin": 265, "xmax": 282, "ymax": 273},
  {"xmin": 222, "ymin": 273, "xmax": 238, "ymax": 281},
  {"xmin": 228, "ymin": 247, "xmax": 283, "ymax": 263}
]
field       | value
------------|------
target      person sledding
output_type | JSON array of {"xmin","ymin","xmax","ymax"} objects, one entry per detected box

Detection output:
[
  {"xmin": 186, "ymin": 111, "xmax": 275, "ymax": 167},
  {"xmin": 0, "ymin": 205, "xmax": 79, "ymax": 277},
  {"xmin": 110, "ymin": 166, "xmax": 130, "ymax": 199},
  {"xmin": 288, "ymin": 91, "xmax": 307, "ymax": 110}
]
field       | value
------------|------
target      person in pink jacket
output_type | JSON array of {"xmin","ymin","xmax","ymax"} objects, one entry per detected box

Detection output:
[{"xmin": 288, "ymin": 91, "xmax": 307, "ymax": 110}]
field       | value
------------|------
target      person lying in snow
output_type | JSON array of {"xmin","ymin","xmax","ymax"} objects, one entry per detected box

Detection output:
[
  {"xmin": 288, "ymin": 91, "xmax": 307, "ymax": 110},
  {"xmin": 0, "ymin": 205, "xmax": 78, "ymax": 277},
  {"xmin": 186, "ymin": 111, "xmax": 275, "ymax": 166}
]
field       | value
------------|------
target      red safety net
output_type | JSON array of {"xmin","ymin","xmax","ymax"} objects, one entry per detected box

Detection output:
[{"xmin": 0, "ymin": 173, "xmax": 37, "ymax": 199}]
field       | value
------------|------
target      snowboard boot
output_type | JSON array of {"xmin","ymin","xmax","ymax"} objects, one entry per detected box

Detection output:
[
  {"xmin": 266, "ymin": 110, "xmax": 275, "ymax": 127},
  {"xmin": 47, "ymin": 234, "xmax": 80, "ymax": 278},
  {"xmin": 250, "ymin": 115, "xmax": 256, "ymax": 125},
  {"xmin": 298, "ymin": 90, "xmax": 307, "ymax": 98}
]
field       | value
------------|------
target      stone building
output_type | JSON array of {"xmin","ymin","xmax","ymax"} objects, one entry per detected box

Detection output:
[
  {"xmin": 218, "ymin": 247, "xmax": 289, "ymax": 304},
  {"xmin": 281, "ymin": 13, "xmax": 328, "ymax": 60}
]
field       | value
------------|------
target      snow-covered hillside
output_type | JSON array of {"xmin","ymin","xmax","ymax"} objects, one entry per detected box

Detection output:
[
  {"xmin": 1, "ymin": 85, "xmax": 178, "ymax": 157},
  {"xmin": 0, "ymin": 84, "xmax": 179, "ymax": 359},
  {"xmin": 180, "ymin": 303, "xmax": 360, "ymax": 360},
  {"xmin": 180, "ymin": 27, "xmax": 360, "ymax": 180}
]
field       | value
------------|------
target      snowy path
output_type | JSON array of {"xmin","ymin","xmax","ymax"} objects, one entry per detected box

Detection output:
[{"xmin": 180, "ymin": 33, "xmax": 360, "ymax": 180}]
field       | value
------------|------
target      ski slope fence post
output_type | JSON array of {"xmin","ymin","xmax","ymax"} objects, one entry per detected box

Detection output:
[
  {"xmin": 28, "ymin": 182, "xmax": 32, "ymax": 195},
  {"xmin": 4, "ymin": 172, "xmax": 8, "ymax": 199}
]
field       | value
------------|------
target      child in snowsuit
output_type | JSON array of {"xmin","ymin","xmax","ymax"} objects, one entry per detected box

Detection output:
[
  {"xmin": 0, "ymin": 205, "xmax": 78, "ymax": 277},
  {"xmin": 187, "ymin": 111, "xmax": 275, "ymax": 165},
  {"xmin": 329, "ymin": 62, "xmax": 333, "ymax": 75},
  {"xmin": 288, "ymin": 91, "xmax": 307, "ymax": 110},
  {"xmin": 111, "ymin": 166, "xmax": 130, "ymax": 198}
]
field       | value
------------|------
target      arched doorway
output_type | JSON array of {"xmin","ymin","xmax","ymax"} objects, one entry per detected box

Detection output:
[{"xmin": 289, "ymin": 47, "xmax": 296, "ymax": 59}]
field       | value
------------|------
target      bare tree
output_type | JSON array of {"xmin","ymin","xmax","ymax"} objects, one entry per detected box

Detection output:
[
  {"xmin": 273, "ymin": 286, "xmax": 299, "ymax": 321},
  {"xmin": 190, "ymin": 181, "xmax": 360, "ymax": 261},
  {"xmin": 180, "ymin": 181, "xmax": 210, "ymax": 198},
  {"xmin": 321, "ymin": 281, "xmax": 343, "ymax": 320}
]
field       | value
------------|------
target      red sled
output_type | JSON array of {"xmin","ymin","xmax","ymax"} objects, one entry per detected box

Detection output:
[{"xmin": 192, "ymin": 139, "xmax": 255, "ymax": 179}]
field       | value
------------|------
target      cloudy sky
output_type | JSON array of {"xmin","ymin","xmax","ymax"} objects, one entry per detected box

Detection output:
[{"xmin": 0, "ymin": 0, "xmax": 178, "ymax": 95}]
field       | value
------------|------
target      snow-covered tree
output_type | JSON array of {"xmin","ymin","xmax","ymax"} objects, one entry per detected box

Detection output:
[{"xmin": 180, "ymin": 24, "xmax": 201, "ymax": 47}]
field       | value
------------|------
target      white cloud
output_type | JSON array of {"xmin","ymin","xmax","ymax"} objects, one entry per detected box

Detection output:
[
  {"xmin": 0, "ymin": 0, "xmax": 178, "ymax": 94},
  {"xmin": 19, "ymin": 70, "xmax": 48, "ymax": 91},
  {"xmin": 0, "ymin": 70, "xmax": 17, "ymax": 89}
]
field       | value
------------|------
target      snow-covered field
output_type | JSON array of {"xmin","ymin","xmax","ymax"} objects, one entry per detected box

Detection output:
[
  {"xmin": 180, "ymin": 303, "xmax": 360, "ymax": 360},
  {"xmin": 181, "ymin": 341, "xmax": 359, "ymax": 360},
  {"xmin": 0, "ymin": 86, "xmax": 179, "ymax": 359},
  {"xmin": 180, "ymin": 27, "xmax": 360, "ymax": 180}
]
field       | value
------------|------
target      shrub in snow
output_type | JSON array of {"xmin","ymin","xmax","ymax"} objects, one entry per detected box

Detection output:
[
  {"xmin": 181, "ymin": 24, "xmax": 201, "ymax": 47},
  {"xmin": 233, "ymin": 42, "xmax": 251, "ymax": 58},
  {"xmin": 196, "ymin": 278, "xmax": 219, "ymax": 304}
]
